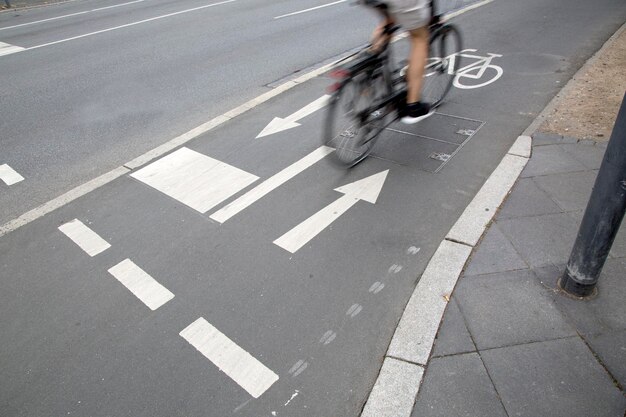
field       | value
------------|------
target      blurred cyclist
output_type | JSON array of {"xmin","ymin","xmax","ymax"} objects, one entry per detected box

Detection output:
[{"xmin": 369, "ymin": 0, "xmax": 433, "ymax": 124}]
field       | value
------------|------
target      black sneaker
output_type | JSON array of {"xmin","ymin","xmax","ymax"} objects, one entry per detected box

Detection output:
[{"xmin": 401, "ymin": 101, "xmax": 434, "ymax": 124}]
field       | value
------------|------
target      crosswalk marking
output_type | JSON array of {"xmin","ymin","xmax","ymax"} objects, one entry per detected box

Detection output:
[
  {"xmin": 180, "ymin": 318, "xmax": 279, "ymax": 398},
  {"xmin": 108, "ymin": 259, "xmax": 174, "ymax": 311},
  {"xmin": 58, "ymin": 219, "xmax": 111, "ymax": 256},
  {"xmin": 0, "ymin": 164, "xmax": 24, "ymax": 185}
]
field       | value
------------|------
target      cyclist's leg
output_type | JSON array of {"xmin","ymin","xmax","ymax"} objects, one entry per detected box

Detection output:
[{"xmin": 406, "ymin": 26, "xmax": 429, "ymax": 104}]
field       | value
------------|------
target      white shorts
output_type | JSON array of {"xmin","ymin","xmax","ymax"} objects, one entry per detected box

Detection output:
[{"xmin": 386, "ymin": 0, "xmax": 430, "ymax": 30}]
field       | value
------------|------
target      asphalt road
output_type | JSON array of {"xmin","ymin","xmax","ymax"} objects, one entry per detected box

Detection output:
[{"xmin": 1, "ymin": 0, "xmax": 626, "ymax": 416}]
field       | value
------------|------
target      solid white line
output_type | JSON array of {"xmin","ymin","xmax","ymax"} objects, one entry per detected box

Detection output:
[
  {"xmin": 180, "ymin": 317, "xmax": 279, "ymax": 398},
  {"xmin": 0, "ymin": 164, "xmax": 25, "ymax": 185},
  {"xmin": 274, "ymin": 0, "xmax": 346, "ymax": 20},
  {"xmin": 58, "ymin": 219, "xmax": 111, "ymax": 256},
  {"xmin": 210, "ymin": 146, "xmax": 334, "ymax": 224},
  {"xmin": 108, "ymin": 259, "xmax": 174, "ymax": 311},
  {"xmin": 0, "ymin": 0, "xmax": 146, "ymax": 31},
  {"xmin": 26, "ymin": 0, "xmax": 236, "ymax": 51},
  {"xmin": 444, "ymin": 0, "xmax": 494, "ymax": 20},
  {"xmin": 131, "ymin": 147, "xmax": 258, "ymax": 214}
]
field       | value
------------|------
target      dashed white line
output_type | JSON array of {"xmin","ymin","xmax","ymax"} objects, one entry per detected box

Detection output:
[
  {"xmin": 180, "ymin": 317, "xmax": 279, "ymax": 398},
  {"xmin": 58, "ymin": 219, "xmax": 111, "ymax": 256},
  {"xmin": 0, "ymin": 0, "xmax": 146, "ymax": 32},
  {"xmin": 108, "ymin": 259, "xmax": 174, "ymax": 311},
  {"xmin": 25, "ymin": 0, "xmax": 237, "ymax": 52},
  {"xmin": 274, "ymin": 0, "xmax": 346, "ymax": 20},
  {"xmin": 0, "ymin": 164, "xmax": 25, "ymax": 185}
]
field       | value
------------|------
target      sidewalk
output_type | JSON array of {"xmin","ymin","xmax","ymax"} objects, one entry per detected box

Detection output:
[{"xmin": 410, "ymin": 25, "xmax": 626, "ymax": 417}]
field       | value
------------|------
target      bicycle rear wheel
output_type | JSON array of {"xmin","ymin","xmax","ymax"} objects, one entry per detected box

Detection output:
[
  {"xmin": 324, "ymin": 69, "xmax": 392, "ymax": 167},
  {"xmin": 422, "ymin": 24, "xmax": 462, "ymax": 108}
]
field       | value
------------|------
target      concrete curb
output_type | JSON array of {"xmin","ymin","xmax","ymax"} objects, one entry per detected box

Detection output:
[
  {"xmin": 360, "ymin": 136, "xmax": 531, "ymax": 417},
  {"xmin": 360, "ymin": 19, "xmax": 626, "ymax": 417}
]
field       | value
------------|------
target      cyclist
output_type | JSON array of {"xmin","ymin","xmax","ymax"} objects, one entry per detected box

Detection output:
[{"xmin": 368, "ymin": 0, "xmax": 433, "ymax": 124}]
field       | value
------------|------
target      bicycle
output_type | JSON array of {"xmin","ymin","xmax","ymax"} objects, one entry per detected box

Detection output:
[{"xmin": 323, "ymin": 0, "xmax": 462, "ymax": 167}]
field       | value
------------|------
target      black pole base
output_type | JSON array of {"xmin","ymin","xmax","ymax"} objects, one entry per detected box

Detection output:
[{"xmin": 558, "ymin": 270, "xmax": 598, "ymax": 298}]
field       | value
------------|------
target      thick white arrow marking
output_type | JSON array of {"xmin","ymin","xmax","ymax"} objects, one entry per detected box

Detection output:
[
  {"xmin": 274, "ymin": 170, "xmax": 389, "ymax": 253},
  {"xmin": 256, "ymin": 95, "xmax": 330, "ymax": 138}
]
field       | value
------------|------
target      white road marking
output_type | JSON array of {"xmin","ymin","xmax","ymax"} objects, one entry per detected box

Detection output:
[
  {"xmin": 274, "ymin": 0, "xmax": 346, "ymax": 20},
  {"xmin": 445, "ymin": 0, "xmax": 494, "ymax": 20},
  {"xmin": 180, "ymin": 317, "xmax": 279, "ymax": 398},
  {"xmin": 58, "ymin": 219, "xmax": 111, "ymax": 256},
  {"xmin": 131, "ymin": 147, "xmax": 258, "ymax": 214},
  {"xmin": 26, "ymin": 0, "xmax": 236, "ymax": 52},
  {"xmin": 0, "ymin": 164, "xmax": 24, "ymax": 185},
  {"xmin": 0, "ymin": 0, "xmax": 146, "ymax": 32},
  {"xmin": 210, "ymin": 146, "xmax": 334, "ymax": 223},
  {"xmin": 274, "ymin": 170, "xmax": 389, "ymax": 253},
  {"xmin": 0, "ymin": 42, "xmax": 25, "ymax": 57},
  {"xmin": 256, "ymin": 95, "xmax": 330, "ymax": 138},
  {"xmin": 108, "ymin": 259, "xmax": 174, "ymax": 311}
]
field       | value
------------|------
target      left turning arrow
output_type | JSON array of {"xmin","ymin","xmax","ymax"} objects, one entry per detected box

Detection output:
[
  {"xmin": 274, "ymin": 170, "xmax": 389, "ymax": 253},
  {"xmin": 256, "ymin": 95, "xmax": 330, "ymax": 138}
]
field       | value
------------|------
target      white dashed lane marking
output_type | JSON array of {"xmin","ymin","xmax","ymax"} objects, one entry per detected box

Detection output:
[
  {"xmin": 0, "ymin": 164, "xmax": 25, "ymax": 185},
  {"xmin": 180, "ymin": 317, "xmax": 279, "ymax": 398},
  {"xmin": 58, "ymin": 219, "xmax": 111, "ymax": 256},
  {"xmin": 108, "ymin": 259, "xmax": 174, "ymax": 311}
]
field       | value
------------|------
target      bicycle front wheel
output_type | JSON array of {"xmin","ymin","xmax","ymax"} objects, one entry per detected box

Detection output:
[
  {"xmin": 324, "ymin": 70, "xmax": 391, "ymax": 167},
  {"xmin": 422, "ymin": 24, "xmax": 462, "ymax": 108}
]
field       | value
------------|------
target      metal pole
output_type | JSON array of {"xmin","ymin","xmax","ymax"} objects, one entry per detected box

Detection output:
[{"xmin": 559, "ymin": 92, "xmax": 626, "ymax": 297}]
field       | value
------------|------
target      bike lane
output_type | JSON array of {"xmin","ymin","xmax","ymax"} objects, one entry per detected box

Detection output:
[{"xmin": 1, "ymin": 0, "xmax": 626, "ymax": 416}]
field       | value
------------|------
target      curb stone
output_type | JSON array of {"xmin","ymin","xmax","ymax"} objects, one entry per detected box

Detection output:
[{"xmin": 359, "ymin": 19, "xmax": 626, "ymax": 417}]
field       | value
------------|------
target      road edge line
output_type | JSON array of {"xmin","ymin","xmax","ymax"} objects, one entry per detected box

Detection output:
[{"xmin": 360, "ymin": 19, "xmax": 626, "ymax": 417}]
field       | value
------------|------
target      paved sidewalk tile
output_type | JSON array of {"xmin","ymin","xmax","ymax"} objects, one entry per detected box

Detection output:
[
  {"xmin": 561, "ymin": 142, "xmax": 607, "ymax": 170},
  {"xmin": 498, "ymin": 178, "xmax": 562, "ymax": 220},
  {"xmin": 542, "ymin": 258, "xmax": 626, "ymax": 336},
  {"xmin": 431, "ymin": 299, "xmax": 476, "ymax": 358},
  {"xmin": 481, "ymin": 338, "xmax": 626, "ymax": 417},
  {"xmin": 411, "ymin": 353, "xmax": 507, "ymax": 417},
  {"xmin": 533, "ymin": 170, "xmax": 598, "ymax": 212},
  {"xmin": 587, "ymin": 329, "xmax": 626, "ymax": 389},
  {"xmin": 498, "ymin": 212, "xmax": 580, "ymax": 268},
  {"xmin": 531, "ymin": 133, "xmax": 578, "ymax": 146},
  {"xmin": 464, "ymin": 223, "xmax": 527, "ymax": 276},
  {"xmin": 520, "ymin": 145, "xmax": 587, "ymax": 178},
  {"xmin": 455, "ymin": 270, "xmax": 576, "ymax": 350}
]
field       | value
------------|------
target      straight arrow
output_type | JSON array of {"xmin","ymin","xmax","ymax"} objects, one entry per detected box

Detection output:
[
  {"xmin": 256, "ymin": 95, "xmax": 330, "ymax": 138},
  {"xmin": 274, "ymin": 170, "xmax": 389, "ymax": 253}
]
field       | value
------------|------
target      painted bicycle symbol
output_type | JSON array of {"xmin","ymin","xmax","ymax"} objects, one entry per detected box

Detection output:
[{"xmin": 425, "ymin": 49, "xmax": 504, "ymax": 89}]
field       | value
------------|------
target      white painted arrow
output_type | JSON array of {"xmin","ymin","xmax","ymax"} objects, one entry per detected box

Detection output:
[
  {"xmin": 274, "ymin": 170, "xmax": 389, "ymax": 253},
  {"xmin": 256, "ymin": 95, "xmax": 330, "ymax": 138}
]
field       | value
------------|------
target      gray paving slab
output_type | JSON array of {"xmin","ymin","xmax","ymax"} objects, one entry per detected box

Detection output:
[
  {"xmin": 520, "ymin": 144, "xmax": 587, "ymax": 178},
  {"xmin": 464, "ymin": 223, "xmax": 528, "ymax": 276},
  {"xmin": 587, "ymin": 329, "xmax": 626, "ymax": 389},
  {"xmin": 497, "ymin": 212, "xmax": 580, "ymax": 268},
  {"xmin": 431, "ymin": 299, "xmax": 476, "ymax": 358},
  {"xmin": 497, "ymin": 177, "xmax": 563, "ymax": 219},
  {"xmin": 533, "ymin": 170, "xmax": 598, "ymax": 211},
  {"xmin": 411, "ymin": 353, "xmax": 507, "ymax": 417},
  {"xmin": 561, "ymin": 142, "xmax": 608, "ymax": 170},
  {"xmin": 531, "ymin": 132, "xmax": 579, "ymax": 146},
  {"xmin": 481, "ymin": 338, "xmax": 626, "ymax": 417},
  {"xmin": 455, "ymin": 270, "xmax": 576, "ymax": 350}
]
